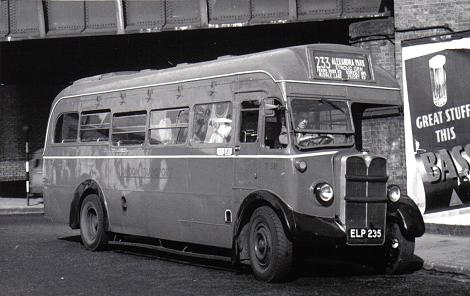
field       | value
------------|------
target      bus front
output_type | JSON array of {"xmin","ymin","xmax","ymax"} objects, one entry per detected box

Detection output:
[
  {"xmin": 281, "ymin": 86, "xmax": 424, "ymax": 273},
  {"xmin": 275, "ymin": 45, "xmax": 425, "ymax": 274}
]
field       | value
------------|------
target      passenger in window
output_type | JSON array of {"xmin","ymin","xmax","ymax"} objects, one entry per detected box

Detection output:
[
  {"xmin": 194, "ymin": 108, "xmax": 211, "ymax": 142},
  {"xmin": 176, "ymin": 109, "xmax": 189, "ymax": 143},
  {"xmin": 209, "ymin": 118, "xmax": 232, "ymax": 144},
  {"xmin": 158, "ymin": 117, "xmax": 172, "ymax": 144}
]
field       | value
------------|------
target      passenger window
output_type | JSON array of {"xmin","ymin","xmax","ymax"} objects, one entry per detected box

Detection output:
[
  {"xmin": 80, "ymin": 110, "xmax": 111, "ymax": 142},
  {"xmin": 193, "ymin": 102, "xmax": 232, "ymax": 144},
  {"xmin": 149, "ymin": 108, "xmax": 189, "ymax": 145},
  {"xmin": 239, "ymin": 100, "xmax": 260, "ymax": 143},
  {"xmin": 112, "ymin": 111, "xmax": 147, "ymax": 146},
  {"xmin": 54, "ymin": 112, "xmax": 78, "ymax": 143},
  {"xmin": 264, "ymin": 100, "xmax": 287, "ymax": 149}
]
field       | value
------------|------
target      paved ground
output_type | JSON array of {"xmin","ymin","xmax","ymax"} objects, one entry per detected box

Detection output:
[
  {"xmin": 0, "ymin": 197, "xmax": 43, "ymax": 215},
  {"xmin": 1, "ymin": 197, "xmax": 470, "ymax": 277},
  {"xmin": 416, "ymin": 234, "xmax": 470, "ymax": 275},
  {"xmin": 0, "ymin": 215, "xmax": 469, "ymax": 296}
]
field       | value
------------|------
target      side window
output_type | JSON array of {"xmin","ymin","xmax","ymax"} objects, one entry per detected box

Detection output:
[
  {"xmin": 192, "ymin": 102, "xmax": 232, "ymax": 144},
  {"xmin": 239, "ymin": 100, "xmax": 260, "ymax": 143},
  {"xmin": 149, "ymin": 108, "xmax": 189, "ymax": 145},
  {"xmin": 80, "ymin": 110, "xmax": 111, "ymax": 142},
  {"xmin": 112, "ymin": 111, "xmax": 147, "ymax": 146},
  {"xmin": 54, "ymin": 112, "xmax": 78, "ymax": 143},
  {"xmin": 264, "ymin": 99, "xmax": 287, "ymax": 149}
]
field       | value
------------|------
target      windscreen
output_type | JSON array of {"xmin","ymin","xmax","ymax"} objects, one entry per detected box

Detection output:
[{"xmin": 290, "ymin": 98, "xmax": 354, "ymax": 149}]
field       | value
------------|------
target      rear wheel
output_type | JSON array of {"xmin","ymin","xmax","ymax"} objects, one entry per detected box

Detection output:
[
  {"xmin": 79, "ymin": 194, "xmax": 109, "ymax": 251},
  {"xmin": 376, "ymin": 223, "xmax": 415, "ymax": 274},
  {"xmin": 248, "ymin": 206, "xmax": 293, "ymax": 282}
]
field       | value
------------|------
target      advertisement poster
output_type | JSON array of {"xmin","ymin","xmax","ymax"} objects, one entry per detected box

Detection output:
[{"xmin": 402, "ymin": 32, "xmax": 470, "ymax": 213}]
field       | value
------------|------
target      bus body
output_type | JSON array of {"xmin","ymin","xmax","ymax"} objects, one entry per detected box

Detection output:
[{"xmin": 43, "ymin": 44, "xmax": 424, "ymax": 282}]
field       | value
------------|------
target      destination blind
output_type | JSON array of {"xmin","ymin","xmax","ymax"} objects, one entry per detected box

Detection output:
[{"xmin": 310, "ymin": 50, "xmax": 373, "ymax": 81}]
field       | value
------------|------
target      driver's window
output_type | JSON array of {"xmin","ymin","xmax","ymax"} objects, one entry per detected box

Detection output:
[
  {"xmin": 291, "ymin": 98, "xmax": 351, "ymax": 147},
  {"xmin": 264, "ymin": 99, "xmax": 287, "ymax": 149}
]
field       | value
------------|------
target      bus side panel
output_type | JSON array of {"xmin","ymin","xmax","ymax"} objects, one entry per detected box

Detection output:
[
  {"xmin": 44, "ymin": 148, "xmax": 78, "ymax": 224},
  {"xmin": 106, "ymin": 151, "xmax": 150, "ymax": 237},
  {"xmin": 44, "ymin": 97, "xmax": 80, "ymax": 224},
  {"xmin": 76, "ymin": 145, "xmax": 110, "ymax": 221},
  {"xmin": 144, "ymin": 156, "xmax": 189, "ymax": 242},
  {"xmin": 255, "ymin": 153, "xmax": 338, "ymax": 219},
  {"xmin": 184, "ymin": 155, "xmax": 234, "ymax": 248}
]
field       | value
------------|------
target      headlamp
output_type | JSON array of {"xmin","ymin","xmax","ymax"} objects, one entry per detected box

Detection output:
[
  {"xmin": 314, "ymin": 183, "xmax": 334, "ymax": 206},
  {"xmin": 387, "ymin": 185, "xmax": 401, "ymax": 202}
]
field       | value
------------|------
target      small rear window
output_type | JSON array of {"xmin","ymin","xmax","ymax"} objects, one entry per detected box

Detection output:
[{"xmin": 54, "ymin": 112, "xmax": 78, "ymax": 143}]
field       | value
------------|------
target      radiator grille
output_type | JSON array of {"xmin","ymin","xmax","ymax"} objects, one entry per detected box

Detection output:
[
  {"xmin": 346, "ymin": 156, "xmax": 366, "ymax": 198},
  {"xmin": 346, "ymin": 156, "xmax": 387, "ymax": 199},
  {"xmin": 345, "ymin": 155, "xmax": 388, "ymax": 245},
  {"xmin": 368, "ymin": 157, "xmax": 387, "ymax": 198}
]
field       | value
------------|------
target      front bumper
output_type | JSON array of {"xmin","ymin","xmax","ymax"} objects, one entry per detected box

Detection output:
[
  {"xmin": 290, "ymin": 196, "xmax": 424, "ymax": 246},
  {"xmin": 292, "ymin": 211, "xmax": 346, "ymax": 244}
]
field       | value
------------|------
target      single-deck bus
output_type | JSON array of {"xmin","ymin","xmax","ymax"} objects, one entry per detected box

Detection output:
[{"xmin": 44, "ymin": 44, "xmax": 424, "ymax": 282}]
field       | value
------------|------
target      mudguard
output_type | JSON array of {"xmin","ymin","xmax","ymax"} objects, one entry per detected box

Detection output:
[
  {"xmin": 231, "ymin": 190, "xmax": 296, "ymax": 265},
  {"xmin": 233, "ymin": 191, "xmax": 296, "ymax": 241},
  {"xmin": 387, "ymin": 195, "xmax": 425, "ymax": 240},
  {"xmin": 69, "ymin": 179, "xmax": 108, "ymax": 230}
]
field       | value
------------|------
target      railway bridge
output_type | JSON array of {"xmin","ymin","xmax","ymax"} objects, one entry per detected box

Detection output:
[{"xmin": 0, "ymin": 0, "xmax": 396, "ymax": 191}]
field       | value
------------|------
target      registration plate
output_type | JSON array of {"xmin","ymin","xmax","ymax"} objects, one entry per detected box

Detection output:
[{"xmin": 348, "ymin": 228, "xmax": 383, "ymax": 239}]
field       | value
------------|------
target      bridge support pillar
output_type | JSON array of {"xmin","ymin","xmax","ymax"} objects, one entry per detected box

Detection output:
[{"xmin": 349, "ymin": 17, "xmax": 396, "ymax": 77}]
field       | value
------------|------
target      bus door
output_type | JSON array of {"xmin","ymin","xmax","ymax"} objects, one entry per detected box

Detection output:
[{"xmin": 234, "ymin": 95, "xmax": 262, "ymax": 189}]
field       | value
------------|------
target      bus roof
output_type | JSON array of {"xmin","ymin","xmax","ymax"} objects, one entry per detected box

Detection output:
[{"xmin": 56, "ymin": 44, "xmax": 400, "ymax": 102}]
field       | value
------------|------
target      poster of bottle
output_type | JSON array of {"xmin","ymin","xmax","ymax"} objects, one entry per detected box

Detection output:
[{"xmin": 402, "ymin": 32, "xmax": 470, "ymax": 213}]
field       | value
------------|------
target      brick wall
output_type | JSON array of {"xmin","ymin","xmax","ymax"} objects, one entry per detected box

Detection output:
[
  {"xmin": 0, "ymin": 85, "xmax": 24, "ymax": 181},
  {"xmin": 0, "ymin": 84, "xmax": 62, "ymax": 182},
  {"xmin": 394, "ymin": 0, "xmax": 470, "ymax": 89},
  {"xmin": 362, "ymin": 116, "xmax": 406, "ymax": 189}
]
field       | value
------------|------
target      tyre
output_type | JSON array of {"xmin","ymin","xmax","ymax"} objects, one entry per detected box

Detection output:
[
  {"xmin": 248, "ymin": 206, "xmax": 293, "ymax": 282},
  {"xmin": 377, "ymin": 223, "xmax": 415, "ymax": 274},
  {"xmin": 79, "ymin": 194, "xmax": 109, "ymax": 251}
]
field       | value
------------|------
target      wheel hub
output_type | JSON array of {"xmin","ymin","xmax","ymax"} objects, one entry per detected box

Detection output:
[
  {"xmin": 86, "ymin": 207, "xmax": 98, "ymax": 240},
  {"xmin": 254, "ymin": 224, "xmax": 271, "ymax": 266}
]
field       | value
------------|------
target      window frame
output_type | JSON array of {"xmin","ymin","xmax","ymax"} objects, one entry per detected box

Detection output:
[
  {"xmin": 288, "ymin": 97, "xmax": 354, "ymax": 134},
  {"xmin": 148, "ymin": 107, "xmax": 190, "ymax": 146},
  {"xmin": 261, "ymin": 98, "xmax": 288, "ymax": 150},
  {"xmin": 111, "ymin": 110, "xmax": 148, "ymax": 147},
  {"xmin": 239, "ymin": 100, "xmax": 261, "ymax": 144},
  {"xmin": 79, "ymin": 109, "xmax": 111, "ymax": 144},
  {"xmin": 190, "ymin": 101, "xmax": 234, "ymax": 146},
  {"xmin": 287, "ymin": 96, "xmax": 356, "ymax": 150}
]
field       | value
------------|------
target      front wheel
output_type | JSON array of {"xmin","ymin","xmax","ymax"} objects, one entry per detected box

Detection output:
[
  {"xmin": 79, "ymin": 194, "xmax": 109, "ymax": 251},
  {"xmin": 248, "ymin": 206, "xmax": 293, "ymax": 282},
  {"xmin": 376, "ymin": 223, "xmax": 415, "ymax": 274}
]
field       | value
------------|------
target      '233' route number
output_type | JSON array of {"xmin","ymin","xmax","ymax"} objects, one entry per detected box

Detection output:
[{"xmin": 314, "ymin": 56, "xmax": 331, "ymax": 69}]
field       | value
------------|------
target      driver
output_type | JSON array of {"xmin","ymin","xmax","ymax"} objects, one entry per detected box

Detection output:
[
  {"xmin": 295, "ymin": 111, "xmax": 333, "ymax": 146},
  {"xmin": 295, "ymin": 111, "xmax": 311, "ymax": 142}
]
